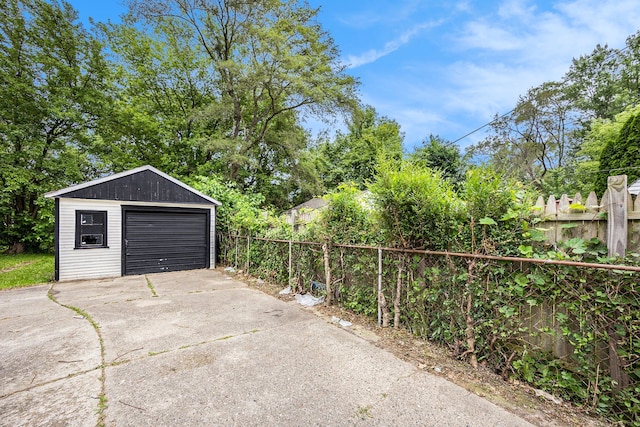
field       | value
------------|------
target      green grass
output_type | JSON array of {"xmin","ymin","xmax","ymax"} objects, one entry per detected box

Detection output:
[{"xmin": 0, "ymin": 254, "xmax": 54, "ymax": 290}]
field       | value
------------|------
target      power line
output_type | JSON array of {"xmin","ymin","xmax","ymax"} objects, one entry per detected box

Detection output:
[
  {"xmin": 450, "ymin": 40, "xmax": 635, "ymax": 145},
  {"xmin": 450, "ymin": 109, "xmax": 514, "ymax": 145}
]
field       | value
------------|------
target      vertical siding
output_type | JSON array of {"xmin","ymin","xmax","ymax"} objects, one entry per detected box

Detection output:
[{"xmin": 58, "ymin": 199, "xmax": 122, "ymax": 281}]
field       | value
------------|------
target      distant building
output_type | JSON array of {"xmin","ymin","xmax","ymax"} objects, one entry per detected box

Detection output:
[
  {"xmin": 283, "ymin": 198, "xmax": 328, "ymax": 229},
  {"xmin": 629, "ymin": 178, "xmax": 640, "ymax": 196}
]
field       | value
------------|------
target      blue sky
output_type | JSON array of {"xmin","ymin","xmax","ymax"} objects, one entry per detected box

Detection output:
[{"xmin": 68, "ymin": 0, "xmax": 640, "ymax": 151}]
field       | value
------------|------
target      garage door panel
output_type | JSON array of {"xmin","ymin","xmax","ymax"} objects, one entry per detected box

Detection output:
[{"xmin": 123, "ymin": 209, "xmax": 209, "ymax": 275}]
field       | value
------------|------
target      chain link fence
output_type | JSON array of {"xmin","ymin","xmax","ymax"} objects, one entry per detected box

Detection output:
[{"xmin": 219, "ymin": 232, "xmax": 640, "ymax": 424}]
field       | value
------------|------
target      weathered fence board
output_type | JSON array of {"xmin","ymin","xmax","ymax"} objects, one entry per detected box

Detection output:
[{"xmin": 535, "ymin": 175, "xmax": 640, "ymax": 256}]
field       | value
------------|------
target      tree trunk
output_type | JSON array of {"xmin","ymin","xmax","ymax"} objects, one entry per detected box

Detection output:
[
  {"xmin": 379, "ymin": 291, "xmax": 390, "ymax": 328},
  {"xmin": 4, "ymin": 242, "xmax": 25, "ymax": 255}
]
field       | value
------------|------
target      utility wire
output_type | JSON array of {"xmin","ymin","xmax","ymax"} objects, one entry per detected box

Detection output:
[
  {"xmin": 450, "ymin": 42, "xmax": 634, "ymax": 145},
  {"xmin": 450, "ymin": 109, "xmax": 514, "ymax": 145}
]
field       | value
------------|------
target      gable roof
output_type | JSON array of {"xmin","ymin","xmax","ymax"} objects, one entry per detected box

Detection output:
[{"xmin": 45, "ymin": 165, "xmax": 221, "ymax": 206}]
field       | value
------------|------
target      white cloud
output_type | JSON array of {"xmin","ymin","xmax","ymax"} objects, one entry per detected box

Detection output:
[
  {"xmin": 497, "ymin": 0, "xmax": 536, "ymax": 20},
  {"xmin": 446, "ymin": 0, "xmax": 640, "ymax": 120},
  {"xmin": 456, "ymin": 22, "xmax": 524, "ymax": 51},
  {"xmin": 344, "ymin": 21, "xmax": 441, "ymax": 68}
]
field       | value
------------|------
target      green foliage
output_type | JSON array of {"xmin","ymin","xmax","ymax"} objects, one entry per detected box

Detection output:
[
  {"xmin": 369, "ymin": 161, "xmax": 464, "ymax": 249},
  {"xmin": 123, "ymin": 0, "xmax": 357, "ymax": 207},
  {"xmin": 596, "ymin": 111, "xmax": 640, "ymax": 195},
  {"xmin": 312, "ymin": 105, "xmax": 403, "ymax": 190},
  {"xmin": 407, "ymin": 135, "xmax": 466, "ymax": 186},
  {"xmin": 470, "ymin": 31, "xmax": 640, "ymax": 196},
  {"xmin": 459, "ymin": 167, "xmax": 533, "ymax": 255},
  {"xmin": 0, "ymin": 0, "xmax": 109, "ymax": 252},
  {"xmin": 303, "ymin": 183, "xmax": 377, "ymax": 244},
  {"xmin": 189, "ymin": 175, "xmax": 269, "ymax": 233},
  {"xmin": 468, "ymin": 82, "xmax": 574, "ymax": 189},
  {"xmin": 565, "ymin": 105, "xmax": 640, "ymax": 195}
]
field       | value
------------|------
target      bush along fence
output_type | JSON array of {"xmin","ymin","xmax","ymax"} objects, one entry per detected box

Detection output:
[
  {"xmin": 219, "ymin": 232, "xmax": 640, "ymax": 425},
  {"xmin": 536, "ymin": 175, "xmax": 640, "ymax": 256}
]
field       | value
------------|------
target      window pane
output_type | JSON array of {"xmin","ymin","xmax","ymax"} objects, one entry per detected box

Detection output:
[
  {"xmin": 81, "ymin": 234, "xmax": 103, "ymax": 246},
  {"xmin": 81, "ymin": 213, "xmax": 104, "ymax": 225}
]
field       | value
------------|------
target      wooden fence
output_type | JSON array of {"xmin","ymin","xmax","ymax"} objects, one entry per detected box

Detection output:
[{"xmin": 535, "ymin": 175, "xmax": 640, "ymax": 256}]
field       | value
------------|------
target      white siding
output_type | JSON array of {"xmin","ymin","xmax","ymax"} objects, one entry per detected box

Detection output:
[
  {"xmin": 58, "ymin": 199, "xmax": 216, "ymax": 281},
  {"xmin": 58, "ymin": 199, "xmax": 122, "ymax": 281}
]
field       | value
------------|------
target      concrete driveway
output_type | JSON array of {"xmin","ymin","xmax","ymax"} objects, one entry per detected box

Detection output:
[{"xmin": 0, "ymin": 269, "xmax": 534, "ymax": 426}]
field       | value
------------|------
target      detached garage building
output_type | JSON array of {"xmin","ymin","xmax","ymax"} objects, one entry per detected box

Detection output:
[{"xmin": 45, "ymin": 165, "xmax": 221, "ymax": 281}]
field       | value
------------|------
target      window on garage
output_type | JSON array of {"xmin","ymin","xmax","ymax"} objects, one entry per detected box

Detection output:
[{"xmin": 75, "ymin": 211, "xmax": 107, "ymax": 248}]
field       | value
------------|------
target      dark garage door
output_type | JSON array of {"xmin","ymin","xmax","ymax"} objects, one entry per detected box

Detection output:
[{"xmin": 123, "ymin": 208, "xmax": 209, "ymax": 275}]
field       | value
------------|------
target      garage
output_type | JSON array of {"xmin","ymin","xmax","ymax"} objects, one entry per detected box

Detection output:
[
  {"xmin": 123, "ymin": 208, "xmax": 210, "ymax": 275},
  {"xmin": 45, "ymin": 165, "xmax": 221, "ymax": 281}
]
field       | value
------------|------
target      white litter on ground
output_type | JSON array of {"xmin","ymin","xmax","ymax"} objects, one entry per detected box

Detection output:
[
  {"xmin": 331, "ymin": 316, "xmax": 352, "ymax": 327},
  {"xmin": 294, "ymin": 294, "xmax": 324, "ymax": 307},
  {"xmin": 278, "ymin": 286, "xmax": 292, "ymax": 295}
]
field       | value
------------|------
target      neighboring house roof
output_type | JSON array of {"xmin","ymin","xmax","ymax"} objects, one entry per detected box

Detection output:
[
  {"xmin": 288, "ymin": 197, "xmax": 328, "ymax": 212},
  {"xmin": 282, "ymin": 197, "xmax": 328, "ymax": 225},
  {"xmin": 45, "ymin": 165, "xmax": 221, "ymax": 206},
  {"xmin": 629, "ymin": 178, "xmax": 640, "ymax": 196}
]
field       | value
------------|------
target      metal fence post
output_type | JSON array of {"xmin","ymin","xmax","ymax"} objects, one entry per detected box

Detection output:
[
  {"xmin": 234, "ymin": 235, "xmax": 238, "ymax": 269},
  {"xmin": 378, "ymin": 247, "xmax": 382, "ymax": 327},
  {"xmin": 246, "ymin": 234, "xmax": 251, "ymax": 274}
]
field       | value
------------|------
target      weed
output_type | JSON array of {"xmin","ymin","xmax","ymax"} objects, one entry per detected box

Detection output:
[
  {"xmin": 144, "ymin": 276, "xmax": 158, "ymax": 297},
  {"xmin": 355, "ymin": 405, "xmax": 373, "ymax": 420}
]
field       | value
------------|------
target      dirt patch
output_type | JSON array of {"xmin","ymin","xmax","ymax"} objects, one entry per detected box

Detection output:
[
  {"xmin": 237, "ymin": 271, "xmax": 609, "ymax": 427},
  {"xmin": 0, "ymin": 261, "xmax": 34, "ymax": 274}
]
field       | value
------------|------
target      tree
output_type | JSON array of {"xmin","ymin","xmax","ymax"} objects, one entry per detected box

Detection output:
[
  {"xmin": 124, "ymin": 0, "xmax": 358, "ymax": 202},
  {"xmin": 369, "ymin": 161, "xmax": 464, "ymax": 250},
  {"xmin": 564, "ymin": 31, "xmax": 640, "ymax": 125},
  {"xmin": 0, "ymin": 0, "xmax": 109, "ymax": 252},
  {"xmin": 595, "ymin": 111, "xmax": 640, "ymax": 195},
  {"xmin": 313, "ymin": 105, "xmax": 404, "ymax": 190},
  {"xmin": 96, "ymin": 20, "xmax": 216, "ymax": 176},
  {"xmin": 407, "ymin": 135, "xmax": 465, "ymax": 185},
  {"xmin": 468, "ymin": 82, "xmax": 577, "ymax": 189},
  {"xmin": 563, "ymin": 44, "xmax": 624, "ymax": 124},
  {"xmin": 565, "ymin": 104, "xmax": 640, "ymax": 196}
]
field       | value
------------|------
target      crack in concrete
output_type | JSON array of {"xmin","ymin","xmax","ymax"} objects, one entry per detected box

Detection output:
[
  {"xmin": 47, "ymin": 283, "xmax": 107, "ymax": 427},
  {"xmin": 0, "ymin": 365, "xmax": 103, "ymax": 399}
]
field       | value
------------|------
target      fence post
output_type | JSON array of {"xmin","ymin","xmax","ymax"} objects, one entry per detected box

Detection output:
[
  {"xmin": 378, "ymin": 248, "xmax": 382, "ymax": 327},
  {"xmin": 234, "ymin": 235, "xmax": 238, "ymax": 269},
  {"xmin": 288, "ymin": 240, "xmax": 293, "ymax": 286},
  {"xmin": 289, "ymin": 212, "xmax": 295, "ymax": 286},
  {"xmin": 607, "ymin": 175, "xmax": 628, "ymax": 258},
  {"xmin": 246, "ymin": 234, "xmax": 251, "ymax": 274}
]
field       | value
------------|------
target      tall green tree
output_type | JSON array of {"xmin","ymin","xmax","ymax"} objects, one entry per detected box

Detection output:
[
  {"xmin": 313, "ymin": 105, "xmax": 403, "ymax": 190},
  {"xmin": 407, "ymin": 135, "xmax": 465, "ymax": 185},
  {"xmin": 0, "ymin": 0, "xmax": 109, "ymax": 252},
  {"xmin": 595, "ymin": 111, "xmax": 640, "ymax": 195},
  {"xmin": 468, "ymin": 82, "xmax": 577, "ymax": 189},
  {"xmin": 124, "ymin": 0, "xmax": 358, "ymax": 204},
  {"xmin": 96, "ymin": 20, "xmax": 215, "ymax": 176}
]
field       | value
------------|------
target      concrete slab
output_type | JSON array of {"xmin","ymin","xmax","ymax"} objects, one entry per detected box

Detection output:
[
  {"xmin": 0, "ymin": 285, "xmax": 101, "ymax": 427},
  {"xmin": 0, "ymin": 269, "xmax": 535, "ymax": 427}
]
